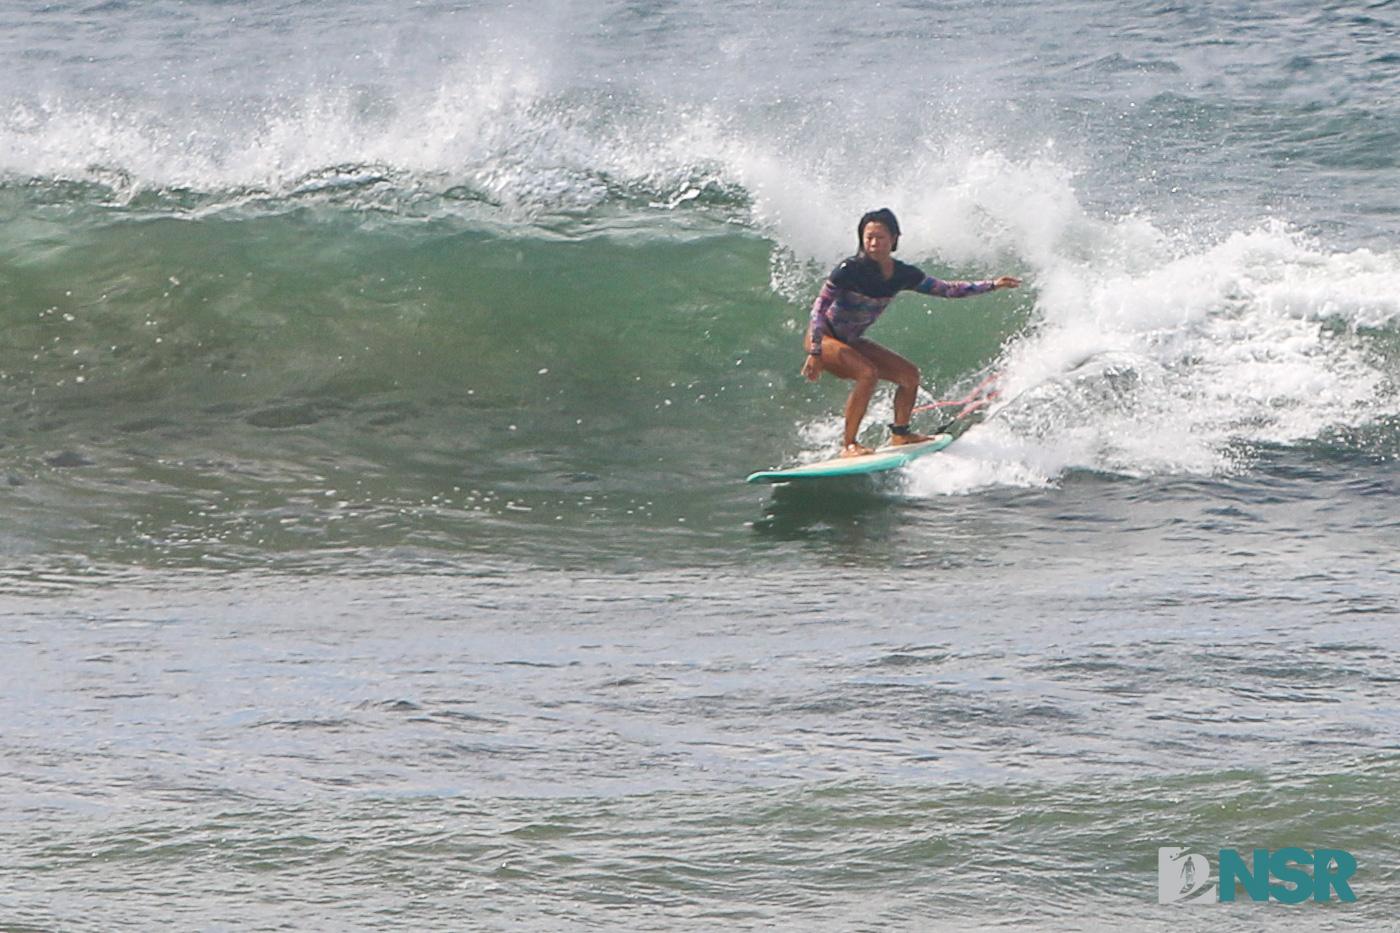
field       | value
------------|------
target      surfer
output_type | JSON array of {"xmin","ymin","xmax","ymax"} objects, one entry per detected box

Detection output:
[{"xmin": 802, "ymin": 208, "xmax": 1021, "ymax": 457}]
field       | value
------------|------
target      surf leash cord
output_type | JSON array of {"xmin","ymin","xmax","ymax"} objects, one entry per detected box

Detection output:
[{"xmin": 913, "ymin": 373, "xmax": 999, "ymax": 431}]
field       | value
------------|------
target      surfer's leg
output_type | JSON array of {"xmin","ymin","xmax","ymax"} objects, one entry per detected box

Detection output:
[
  {"xmin": 849, "ymin": 339, "xmax": 936, "ymax": 445},
  {"xmin": 812, "ymin": 335, "xmax": 878, "ymax": 455}
]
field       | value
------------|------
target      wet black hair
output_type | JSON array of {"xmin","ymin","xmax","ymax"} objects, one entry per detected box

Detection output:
[{"xmin": 857, "ymin": 208, "xmax": 901, "ymax": 252}]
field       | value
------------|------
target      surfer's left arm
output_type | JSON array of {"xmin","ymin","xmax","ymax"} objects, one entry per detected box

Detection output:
[{"xmin": 916, "ymin": 275, "xmax": 1021, "ymax": 298}]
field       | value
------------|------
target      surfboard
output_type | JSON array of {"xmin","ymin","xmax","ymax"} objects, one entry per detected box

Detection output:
[{"xmin": 745, "ymin": 434, "xmax": 954, "ymax": 484}]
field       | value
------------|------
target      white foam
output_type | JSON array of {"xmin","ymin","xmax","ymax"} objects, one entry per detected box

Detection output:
[{"xmin": 924, "ymin": 217, "xmax": 1396, "ymax": 492}]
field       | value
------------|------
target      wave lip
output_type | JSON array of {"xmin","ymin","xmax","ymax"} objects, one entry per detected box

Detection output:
[{"xmin": 910, "ymin": 221, "xmax": 1400, "ymax": 494}]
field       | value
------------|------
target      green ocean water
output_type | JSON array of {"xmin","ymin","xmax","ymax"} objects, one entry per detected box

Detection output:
[
  {"xmin": 10, "ymin": 765, "xmax": 1400, "ymax": 931},
  {"xmin": 5, "ymin": 569, "xmax": 1400, "ymax": 930},
  {"xmin": 0, "ymin": 196, "xmax": 1034, "ymax": 572}
]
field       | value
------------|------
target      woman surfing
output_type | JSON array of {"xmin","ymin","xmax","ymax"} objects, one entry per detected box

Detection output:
[{"xmin": 803, "ymin": 208, "xmax": 1021, "ymax": 456}]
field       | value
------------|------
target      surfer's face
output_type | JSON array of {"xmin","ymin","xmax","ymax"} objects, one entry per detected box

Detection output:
[{"xmin": 862, "ymin": 221, "xmax": 895, "ymax": 261}]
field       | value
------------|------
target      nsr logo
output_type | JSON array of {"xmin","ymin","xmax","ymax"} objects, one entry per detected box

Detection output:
[{"xmin": 1158, "ymin": 846, "xmax": 1357, "ymax": 904}]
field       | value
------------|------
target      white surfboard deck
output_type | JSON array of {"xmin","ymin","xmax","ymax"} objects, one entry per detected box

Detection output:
[{"xmin": 745, "ymin": 434, "xmax": 954, "ymax": 484}]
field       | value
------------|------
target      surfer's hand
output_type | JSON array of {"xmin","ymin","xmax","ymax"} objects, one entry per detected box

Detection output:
[
  {"xmin": 801, "ymin": 354, "xmax": 822, "ymax": 381},
  {"xmin": 993, "ymin": 275, "xmax": 1022, "ymax": 290}
]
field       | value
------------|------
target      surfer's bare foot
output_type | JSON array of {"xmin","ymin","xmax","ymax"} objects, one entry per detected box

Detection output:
[
  {"xmin": 890, "ymin": 432, "xmax": 936, "ymax": 446},
  {"xmin": 839, "ymin": 442, "xmax": 875, "ymax": 458}
]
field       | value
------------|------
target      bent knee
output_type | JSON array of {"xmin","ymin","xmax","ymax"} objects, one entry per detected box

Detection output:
[
  {"xmin": 892, "ymin": 366, "xmax": 921, "ymax": 391},
  {"xmin": 853, "ymin": 366, "xmax": 880, "ymax": 389},
  {"xmin": 833, "ymin": 354, "xmax": 880, "ymax": 386}
]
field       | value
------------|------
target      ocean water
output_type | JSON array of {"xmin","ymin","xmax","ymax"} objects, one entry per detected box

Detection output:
[{"xmin": 3, "ymin": 0, "xmax": 1400, "ymax": 929}]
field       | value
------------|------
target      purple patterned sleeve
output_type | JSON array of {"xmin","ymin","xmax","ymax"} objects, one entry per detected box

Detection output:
[
  {"xmin": 914, "ymin": 276, "xmax": 996, "ymax": 298},
  {"xmin": 808, "ymin": 280, "xmax": 838, "ymax": 353}
]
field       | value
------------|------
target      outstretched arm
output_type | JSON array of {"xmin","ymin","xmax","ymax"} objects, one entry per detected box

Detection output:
[{"xmin": 916, "ymin": 274, "xmax": 1021, "ymax": 298}]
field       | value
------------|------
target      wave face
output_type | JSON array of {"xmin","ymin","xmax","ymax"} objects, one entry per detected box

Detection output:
[{"xmin": 3, "ymin": 0, "xmax": 1400, "ymax": 570}]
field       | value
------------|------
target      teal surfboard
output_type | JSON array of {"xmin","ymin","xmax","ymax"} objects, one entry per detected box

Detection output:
[{"xmin": 745, "ymin": 434, "xmax": 954, "ymax": 484}]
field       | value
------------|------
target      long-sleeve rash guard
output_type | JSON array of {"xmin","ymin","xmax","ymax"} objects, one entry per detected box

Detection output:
[{"xmin": 808, "ymin": 255, "xmax": 996, "ymax": 352}]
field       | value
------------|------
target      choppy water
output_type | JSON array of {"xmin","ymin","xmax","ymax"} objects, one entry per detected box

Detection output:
[{"xmin": 3, "ymin": 1, "xmax": 1400, "ymax": 929}]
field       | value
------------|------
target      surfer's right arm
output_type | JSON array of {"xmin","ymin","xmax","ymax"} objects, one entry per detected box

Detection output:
[{"xmin": 804, "ymin": 280, "xmax": 838, "ymax": 379}]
